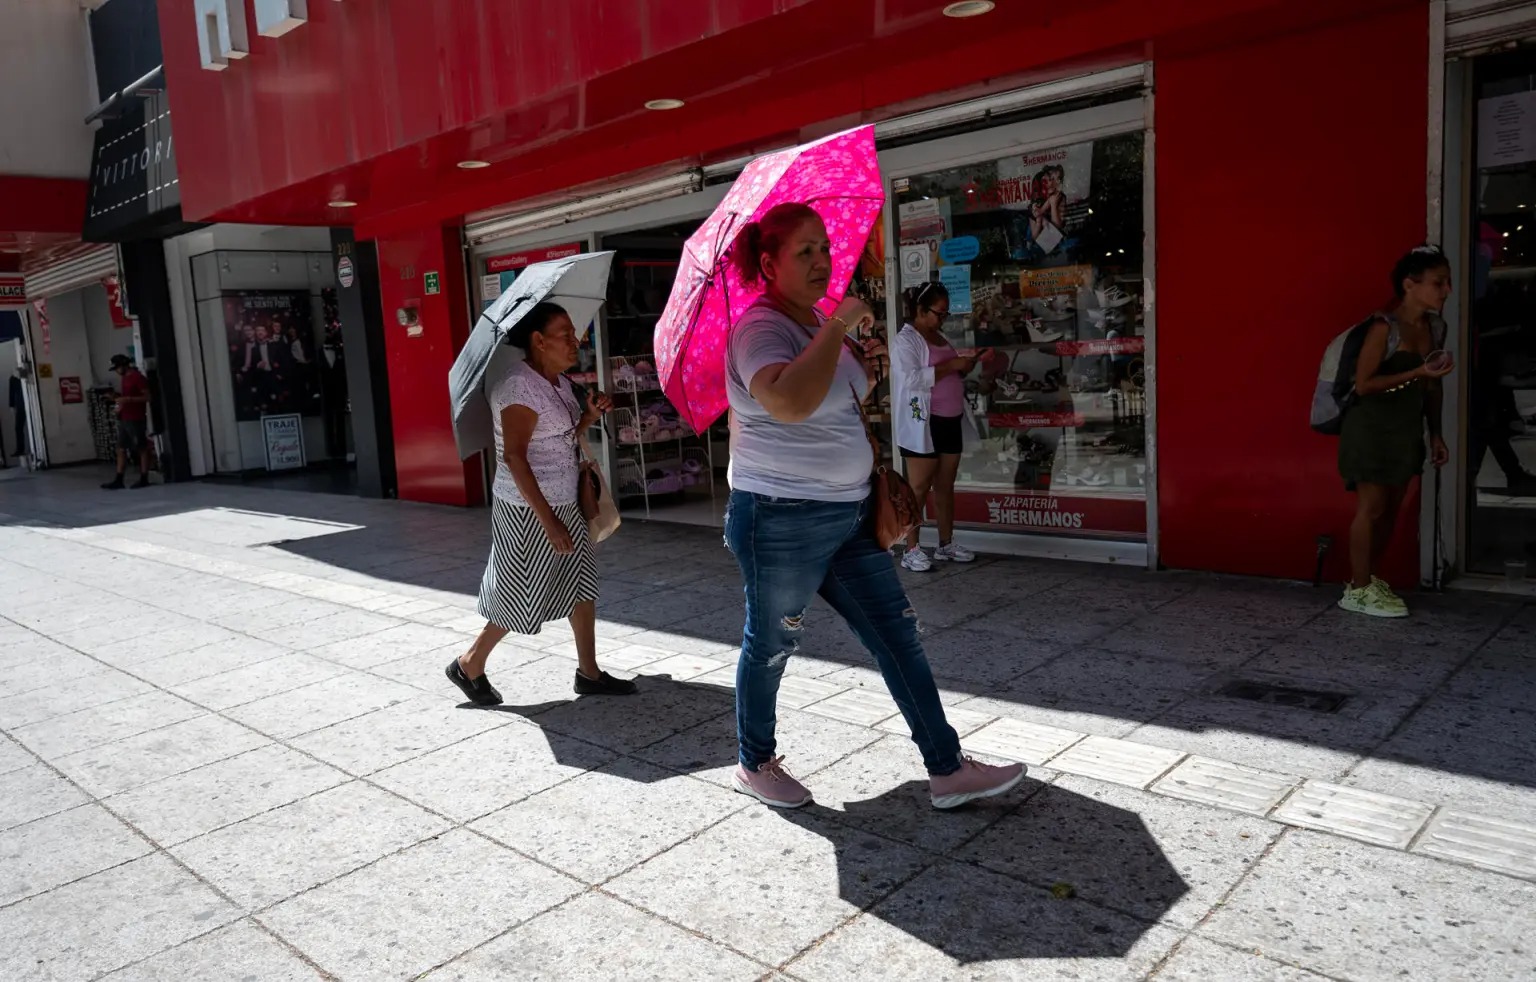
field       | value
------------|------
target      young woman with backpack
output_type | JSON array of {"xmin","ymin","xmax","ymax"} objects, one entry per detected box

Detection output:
[{"xmin": 1336, "ymin": 246, "xmax": 1454, "ymax": 617}]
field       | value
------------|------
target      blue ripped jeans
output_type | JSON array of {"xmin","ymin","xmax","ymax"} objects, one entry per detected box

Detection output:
[{"xmin": 723, "ymin": 490, "xmax": 963, "ymax": 776}]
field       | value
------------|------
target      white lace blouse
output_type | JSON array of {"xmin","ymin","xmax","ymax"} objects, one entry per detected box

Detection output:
[{"xmin": 488, "ymin": 360, "xmax": 582, "ymax": 507}]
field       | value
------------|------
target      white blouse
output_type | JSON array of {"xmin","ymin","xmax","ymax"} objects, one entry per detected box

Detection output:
[{"xmin": 488, "ymin": 360, "xmax": 582, "ymax": 506}]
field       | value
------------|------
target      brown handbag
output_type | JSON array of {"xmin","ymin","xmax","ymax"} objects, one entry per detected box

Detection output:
[{"xmin": 850, "ymin": 383, "xmax": 921, "ymax": 550}]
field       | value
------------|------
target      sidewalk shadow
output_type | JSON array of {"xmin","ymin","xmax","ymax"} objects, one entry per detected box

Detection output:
[{"xmin": 775, "ymin": 782, "xmax": 1188, "ymax": 962}]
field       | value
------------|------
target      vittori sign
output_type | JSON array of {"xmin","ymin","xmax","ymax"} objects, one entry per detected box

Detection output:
[{"xmin": 195, "ymin": 0, "xmax": 344, "ymax": 71}]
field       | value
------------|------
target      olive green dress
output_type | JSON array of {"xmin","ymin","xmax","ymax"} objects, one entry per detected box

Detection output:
[{"xmin": 1338, "ymin": 349, "xmax": 1427, "ymax": 491}]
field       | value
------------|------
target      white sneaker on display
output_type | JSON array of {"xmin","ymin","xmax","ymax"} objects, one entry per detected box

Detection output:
[
  {"xmin": 933, "ymin": 542, "xmax": 976, "ymax": 563},
  {"xmin": 901, "ymin": 547, "xmax": 933, "ymax": 572}
]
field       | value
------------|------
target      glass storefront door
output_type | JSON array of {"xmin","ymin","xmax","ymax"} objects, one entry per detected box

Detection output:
[{"xmin": 1466, "ymin": 51, "xmax": 1536, "ymax": 576}]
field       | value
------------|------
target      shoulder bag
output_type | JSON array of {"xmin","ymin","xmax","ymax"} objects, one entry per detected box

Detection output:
[{"xmin": 850, "ymin": 383, "xmax": 920, "ymax": 550}]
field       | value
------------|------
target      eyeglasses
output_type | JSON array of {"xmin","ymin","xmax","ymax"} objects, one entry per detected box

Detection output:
[{"xmin": 924, "ymin": 307, "xmax": 950, "ymax": 319}]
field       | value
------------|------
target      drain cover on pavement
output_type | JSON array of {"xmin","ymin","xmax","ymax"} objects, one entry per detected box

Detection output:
[{"xmin": 1215, "ymin": 679, "xmax": 1350, "ymax": 714}]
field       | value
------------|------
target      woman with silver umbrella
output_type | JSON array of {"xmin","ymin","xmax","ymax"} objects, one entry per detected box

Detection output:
[{"xmin": 446, "ymin": 301, "xmax": 637, "ymax": 704}]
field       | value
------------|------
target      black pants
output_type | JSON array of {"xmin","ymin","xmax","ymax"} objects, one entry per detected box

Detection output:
[{"xmin": 1469, "ymin": 384, "xmax": 1525, "ymax": 486}]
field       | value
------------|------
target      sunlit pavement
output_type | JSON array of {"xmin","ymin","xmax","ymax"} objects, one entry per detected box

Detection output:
[{"xmin": 2, "ymin": 466, "xmax": 1533, "ymax": 981}]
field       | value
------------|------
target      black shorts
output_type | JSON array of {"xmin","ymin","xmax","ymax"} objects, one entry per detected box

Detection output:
[
  {"xmin": 900, "ymin": 414, "xmax": 964, "ymax": 459},
  {"xmin": 116, "ymin": 419, "xmax": 147, "ymax": 454}
]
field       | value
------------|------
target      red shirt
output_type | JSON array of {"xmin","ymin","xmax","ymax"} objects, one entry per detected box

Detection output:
[{"xmin": 118, "ymin": 368, "xmax": 148, "ymax": 421}]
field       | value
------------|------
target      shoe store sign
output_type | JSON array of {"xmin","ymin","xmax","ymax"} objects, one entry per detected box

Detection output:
[
  {"xmin": 956, "ymin": 491, "xmax": 1145, "ymax": 538},
  {"xmin": 195, "ymin": 0, "xmax": 345, "ymax": 71}
]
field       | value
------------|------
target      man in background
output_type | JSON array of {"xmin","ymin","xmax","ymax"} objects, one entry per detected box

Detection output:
[{"xmin": 102, "ymin": 354, "xmax": 152, "ymax": 490}]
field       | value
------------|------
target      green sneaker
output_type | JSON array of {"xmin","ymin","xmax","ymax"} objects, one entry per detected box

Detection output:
[
  {"xmin": 1339, "ymin": 584, "xmax": 1408, "ymax": 619},
  {"xmin": 1370, "ymin": 576, "xmax": 1407, "ymax": 610}
]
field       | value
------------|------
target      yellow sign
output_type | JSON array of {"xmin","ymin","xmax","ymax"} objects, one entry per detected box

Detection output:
[
  {"xmin": 36, "ymin": 363, "xmax": 53, "ymax": 379},
  {"xmin": 1018, "ymin": 265, "xmax": 1093, "ymax": 299}
]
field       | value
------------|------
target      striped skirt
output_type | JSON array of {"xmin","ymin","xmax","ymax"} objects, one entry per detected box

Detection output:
[{"xmin": 477, "ymin": 498, "xmax": 599, "ymax": 635}]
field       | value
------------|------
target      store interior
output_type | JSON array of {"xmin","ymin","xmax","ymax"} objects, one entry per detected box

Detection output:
[
  {"xmin": 1466, "ymin": 51, "xmax": 1536, "ymax": 576},
  {"xmin": 599, "ymin": 220, "xmax": 729, "ymax": 526}
]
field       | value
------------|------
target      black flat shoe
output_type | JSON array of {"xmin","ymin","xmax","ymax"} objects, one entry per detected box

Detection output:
[
  {"xmin": 445, "ymin": 658, "xmax": 503, "ymax": 706},
  {"xmin": 574, "ymin": 670, "xmax": 638, "ymax": 696}
]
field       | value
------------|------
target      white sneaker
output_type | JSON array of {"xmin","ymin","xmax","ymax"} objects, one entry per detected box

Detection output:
[
  {"xmin": 901, "ymin": 547, "xmax": 933, "ymax": 572},
  {"xmin": 933, "ymin": 542, "xmax": 976, "ymax": 563}
]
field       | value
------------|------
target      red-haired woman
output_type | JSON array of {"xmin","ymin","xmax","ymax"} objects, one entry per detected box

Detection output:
[{"xmin": 721, "ymin": 202, "xmax": 1025, "ymax": 811}]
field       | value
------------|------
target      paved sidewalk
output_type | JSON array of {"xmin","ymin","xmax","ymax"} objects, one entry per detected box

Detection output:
[{"xmin": 2, "ymin": 467, "xmax": 1534, "ymax": 981}]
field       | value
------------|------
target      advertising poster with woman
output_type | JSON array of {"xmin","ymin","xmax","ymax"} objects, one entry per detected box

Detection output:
[{"xmin": 224, "ymin": 291, "xmax": 322, "ymax": 421}]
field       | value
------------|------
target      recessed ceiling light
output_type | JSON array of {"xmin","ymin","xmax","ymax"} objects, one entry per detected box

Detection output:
[
  {"xmin": 943, "ymin": 1, "xmax": 995, "ymax": 16},
  {"xmin": 645, "ymin": 98, "xmax": 685, "ymax": 111},
  {"xmin": 457, "ymin": 160, "xmax": 490, "ymax": 170},
  {"xmin": 328, "ymin": 200, "xmax": 358, "ymax": 208}
]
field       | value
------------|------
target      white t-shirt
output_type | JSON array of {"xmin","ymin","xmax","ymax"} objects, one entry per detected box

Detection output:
[
  {"xmin": 488, "ymin": 360, "xmax": 582, "ymax": 506},
  {"xmin": 725, "ymin": 301, "xmax": 873, "ymax": 502}
]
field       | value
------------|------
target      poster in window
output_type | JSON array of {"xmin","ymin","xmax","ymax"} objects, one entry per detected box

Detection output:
[{"xmin": 224, "ymin": 292, "xmax": 322, "ymax": 422}]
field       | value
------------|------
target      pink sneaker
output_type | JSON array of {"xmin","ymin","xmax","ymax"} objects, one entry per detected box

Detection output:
[
  {"xmin": 930, "ymin": 756, "xmax": 1027, "ymax": 810},
  {"xmin": 732, "ymin": 756, "xmax": 813, "ymax": 809}
]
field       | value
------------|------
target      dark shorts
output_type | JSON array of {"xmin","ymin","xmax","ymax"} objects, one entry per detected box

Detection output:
[
  {"xmin": 116, "ymin": 419, "xmax": 147, "ymax": 454},
  {"xmin": 900, "ymin": 414, "xmax": 964, "ymax": 459}
]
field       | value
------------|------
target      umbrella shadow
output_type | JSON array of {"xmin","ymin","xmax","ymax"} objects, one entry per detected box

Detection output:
[{"xmin": 774, "ymin": 782, "xmax": 1188, "ymax": 963}]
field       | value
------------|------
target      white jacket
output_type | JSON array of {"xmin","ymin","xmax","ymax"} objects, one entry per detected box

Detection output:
[{"xmin": 889, "ymin": 324, "xmax": 978, "ymax": 454}]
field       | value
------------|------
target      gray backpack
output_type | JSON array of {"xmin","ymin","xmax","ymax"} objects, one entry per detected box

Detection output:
[{"xmin": 1309, "ymin": 311, "xmax": 1443, "ymax": 435}]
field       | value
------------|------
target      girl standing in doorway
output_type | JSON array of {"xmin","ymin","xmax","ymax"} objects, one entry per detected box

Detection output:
[{"xmin": 1337, "ymin": 246, "xmax": 1454, "ymax": 617}]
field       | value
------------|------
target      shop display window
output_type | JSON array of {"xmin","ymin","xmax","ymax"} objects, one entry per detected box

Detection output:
[{"xmin": 892, "ymin": 132, "xmax": 1147, "ymax": 539}]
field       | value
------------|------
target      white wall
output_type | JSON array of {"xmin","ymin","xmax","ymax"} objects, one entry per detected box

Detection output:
[
  {"xmin": 171, "ymin": 226, "xmax": 338, "ymax": 474},
  {"xmin": 1, "ymin": 339, "xmax": 22, "ymax": 463},
  {"xmin": 0, "ymin": 0, "xmax": 97, "ymax": 179}
]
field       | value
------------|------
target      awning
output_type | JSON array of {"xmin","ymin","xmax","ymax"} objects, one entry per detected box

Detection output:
[{"xmin": 1448, "ymin": 0, "xmax": 1536, "ymax": 55}]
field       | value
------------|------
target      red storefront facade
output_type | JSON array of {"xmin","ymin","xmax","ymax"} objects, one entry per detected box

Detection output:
[{"xmin": 156, "ymin": 0, "xmax": 1434, "ymax": 585}]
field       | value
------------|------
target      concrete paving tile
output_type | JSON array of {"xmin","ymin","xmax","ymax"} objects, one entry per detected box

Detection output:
[
  {"xmin": 619, "ymin": 628, "xmax": 738, "ymax": 658},
  {"xmin": 0, "ymin": 668, "xmax": 153, "ymax": 729},
  {"xmin": 130, "ymin": 636, "xmax": 294, "ymax": 687},
  {"xmin": 533, "ymin": 676, "xmax": 733, "ymax": 753},
  {"xmin": 1153, "ymin": 937, "xmax": 1334, "ymax": 981},
  {"xmin": 86, "ymin": 622, "xmax": 246, "ymax": 667},
  {"xmin": 262, "ymin": 829, "xmax": 582, "ymax": 981},
  {"xmin": 106, "ymin": 744, "xmax": 351, "ymax": 845},
  {"xmin": 1244, "ymin": 640, "xmax": 1466, "ymax": 698},
  {"xmin": 1306, "ymin": 604, "xmax": 1500, "ymax": 651},
  {"xmin": 1442, "ymin": 653, "xmax": 1536, "ymax": 712},
  {"xmin": 169, "ymin": 652, "xmax": 349, "ymax": 710},
  {"xmin": 641, "ymin": 652, "xmax": 732, "ymax": 681},
  {"xmin": 637, "ymin": 706, "xmax": 884, "ymax": 788},
  {"xmin": 0, "ymin": 803, "xmax": 152, "ymax": 905},
  {"xmin": 427, "ymin": 892, "xmax": 765, "ymax": 981},
  {"xmin": 788, "ymin": 860, "xmax": 1184, "ymax": 981},
  {"xmin": 1200, "ymin": 830, "xmax": 1536, "ymax": 982},
  {"xmin": 957, "ymin": 694, "xmax": 1144, "ymax": 739},
  {"xmin": 474, "ymin": 758, "xmax": 746, "ymax": 882},
  {"xmin": 1049, "ymin": 735, "xmax": 1186, "ymax": 789},
  {"xmin": 957, "ymin": 776, "xmax": 1280, "ymax": 929},
  {"xmin": 1271, "ymin": 780, "xmax": 1433, "ymax": 849},
  {"xmin": 1342, "ymin": 756, "xmax": 1536, "ymax": 828},
  {"xmin": 225, "ymin": 671, "xmax": 419, "ymax": 738},
  {"xmin": 0, "ymin": 852, "xmax": 242, "ymax": 982},
  {"xmin": 308, "ymin": 622, "xmax": 472, "ymax": 670},
  {"xmin": 371, "ymin": 721, "xmax": 616, "ymax": 823},
  {"xmin": 802, "ymin": 737, "xmax": 1027, "ymax": 853},
  {"xmin": 289, "ymin": 694, "xmax": 513, "ymax": 775},
  {"xmin": 1152, "ymin": 755, "xmax": 1298, "ymax": 817},
  {"xmin": 804, "ymin": 688, "xmax": 902, "ymax": 727},
  {"xmin": 1090, "ymin": 617, "xmax": 1285, "ymax": 668},
  {"xmin": 1413, "ymin": 808, "xmax": 1536, "ymax": 880},
  {"xmin": 1158, "ymin": 588, "xmax": 1331, "ymax": 632},
  {"xmin": 1014, "ymin": 648, "xmax": 1218, "ymax": 714},
  {"xmin": 52, "ymin": 713, "xmax": 270, "ymax": 797},
  {"xmin": 170, "ymin": 781, "xmax": 450, "ymax": 910},
  {"xmin": 0, "ymin": 763, "xmax": 87, "ymax": 831},
  {"xmin": 243, "ymin": 608, "xmax": 406, "ymax": 652},
  {"xmin": 606, "ymin": 806, "xmax": 933, "ymax": 965},
  {"xmin": 11, "ymin": 691, "xmax": 206, "ymax": 759},
  {"xmin": 918, "ymin": 628, "xmax": 1064, "ymax": 688},
  {"xmin": 877, "ymin": 702, "xmax": 997, "ymax": 738},
  {"xmin": 0, "ymin": 647, "xmax": 114, "ymax": 698},
  {"xmin": 964, "ymin": 600, "xmax": 1131, "ymax": 647},
  {"xmin": 961, "ymin": 717, "xmax": 1085, "ymax": 765},
  {"xmin": 99, "ymin": 919, "xmax": 325, "ymax": 982},
  {"xmin": 773, "ymin": 674, "xmax": 844, "ymax": 708}
]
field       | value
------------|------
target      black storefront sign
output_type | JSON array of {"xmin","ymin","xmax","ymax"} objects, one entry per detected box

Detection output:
[{"xmin": 83, "ymin": 94, "xmax": 181, "ymax": 243}]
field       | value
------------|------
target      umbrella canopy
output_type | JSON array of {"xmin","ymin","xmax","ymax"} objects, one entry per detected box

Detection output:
[
  {"xmin": 448, "ymin": 250, "xmax": 614, "ymax": 459},
  {"xmin": 653, "ymin": 125, "xmax": 884, "ymax": 432}
]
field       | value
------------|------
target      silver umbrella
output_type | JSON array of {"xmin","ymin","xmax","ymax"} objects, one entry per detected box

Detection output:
[{"xmin": 448, "ymin": 250, "xmax": 615, "ymax": 459}]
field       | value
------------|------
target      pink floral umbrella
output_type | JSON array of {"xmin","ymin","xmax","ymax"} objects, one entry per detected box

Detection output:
[{"xmin": 653, "ymin": 125, "xmax": 884, "ymax": 432}]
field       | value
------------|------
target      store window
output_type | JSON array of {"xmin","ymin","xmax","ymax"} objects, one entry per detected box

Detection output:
[{"xmin": 891, "ymin": 131, "xmax": 1147, "ymax": 539}]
